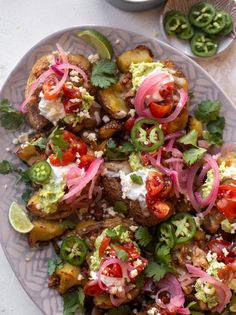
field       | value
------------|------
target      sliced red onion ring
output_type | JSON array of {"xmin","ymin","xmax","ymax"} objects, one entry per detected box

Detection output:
[
  {"xmin": 186, "ymin": 264, "xmax": 231, "ymax": 313},
  {"xmin": 155, "ymin": 274, "xmax": 190, "ymax": 314},
  {"xmin": 50, "ymin": 65, "xmax": 64, "ymax": 77},
  {"xmin": 186, "ymin": 163, "xmax": 201, "ymax": 212},
  {"xmin": 165, "ymin": 130, "xmax": 186, "ymax": 141}
]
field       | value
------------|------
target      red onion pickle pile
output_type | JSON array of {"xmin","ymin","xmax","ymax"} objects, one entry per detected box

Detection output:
[{"xmin": 19, "ymin": 44, "xmax": 88, "ymax": 113}]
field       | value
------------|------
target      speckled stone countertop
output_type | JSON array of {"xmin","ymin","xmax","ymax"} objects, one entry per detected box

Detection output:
[{"xmin": 0, "ymin": 0, "xmax": 235, "ymax": 314}]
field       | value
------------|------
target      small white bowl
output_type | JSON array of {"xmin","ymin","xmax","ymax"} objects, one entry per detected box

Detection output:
[{"xmin": 160, "ymin": 0, "xmax": 236, "ymax": 59}]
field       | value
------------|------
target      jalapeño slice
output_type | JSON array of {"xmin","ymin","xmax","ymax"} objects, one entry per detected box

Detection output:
[
  {"xmin": 189, "ymin": 2, "xmax": 216, "ymax": 28},
  {"xmin": 204, "ymin": 11, "xmax": 226, "ymax": 35},
  {"xmin": 158, "ymin": 222, "xmax": 176, "ymax": 249},
  {"xmin": 170, "ymin": 213, "xmax": 196, "ymax": 244},
  {"xmin": 29, "ymin": 160, "xmax": 51, "ymax": 184},
  {"xmin": 191, "ymin": 32, "xmax": 218, "ymax": 57},
  {"xmin": 60, "ymin": 236, "xmax": 88, "ymax": 266},
  {"xmin": 131, "ymin": 118, "xmax": 164, "ymax": 152}
]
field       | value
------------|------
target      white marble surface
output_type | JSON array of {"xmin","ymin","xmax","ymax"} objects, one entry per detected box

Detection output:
[{"xmin": 0, "ymin": 0, "xmax": 235, "ymax": 314}]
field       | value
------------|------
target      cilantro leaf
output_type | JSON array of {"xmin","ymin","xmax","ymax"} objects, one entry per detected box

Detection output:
[
  {"xmin": 48, "ymin": 258, "xmax": 64, "ymax": 276},
  {"xmin": 178, "ymin": 130, "xmax": 198, "ymax": 147},
  {"xmin": 0, "ymin": 160, "xmax": 14, "ymax": 174},
  {"xmin": 195, "ymin": 100, "xmax": 220, "ymax": 123},
  {"xmin": 130, "ymin": 173, "xmax": 143, "ymax": 185},
  {"xmin": 0, "ymin": 99, "xmax": 25, "ymax": 131},
  {"xmin": 107, "ymin": 305, "xmax": 131, "ymax": 315},
  {"xmin": 63, "ymin": 289, "xmax": 84, "ymax": 315},
  {"xmin": 31, "ymin": 137, "xmax": 47, "ymax": 150},
  {"xmin": 155, "ymin": 245, "xmax": 171, "ymax": 266},
  {"xmin": 112, "ymin": 245, "xmax": 129, "ymax": 261},
  {"xmin": 21, "ymin": 188, "xmax": 33, "ymax": 203},
  {"xmin": 119, "ymin": 141, "xmax": 135, "ymax": 154},
  {"xmin": 114, "ymin": 201, "xmax": 128, "ymax": 214},
  {"xmin": 183, "ymin": 147, "xmax": 206, "ymax": 165},
  {"xmin": 134, "ymin": 272, "xmax": 145, "ymax": 289},
  {"xmin": 91, "ymin": 59, "xmax": 118, "ymax": 89},
  {"xmin": 203, "ymin": 116, "xmax": 225, "ymax": 145},
  {"xmin": 106, "ymin": 225, "xmax": 126, "ymax": 240},
  {"xmin": 145, "ymin": 262, "xmax": 170, "ymax": 282},
  {"xmin": 135, "ymin": 226, "xmax": 153, "ymax": 247},
  {"xmin": 203, "ymin": 131, "xmax": 222, "ymax": 145},
  {"xmin": 49, "ymin": 127, "xmax": 68, "ymax": 160}
]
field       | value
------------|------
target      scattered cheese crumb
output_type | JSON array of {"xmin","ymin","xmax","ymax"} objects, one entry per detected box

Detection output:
[
  {"xmin": 77, "ymin": 274, "xmax": 84, "ymax": 281},
  {"xmin": 70, "ymin": 76, "xmax": 80, "ymax": 83},
  {"xmin": 86, "ymin": 132, "xmax": 97, "ymax": 141},
  {"xmin": 94, "ymin": 151, "xmax": 103, "ymax": 158},
  {"xmin": 102, "ymin": 115, "xmax": 110, "ymax": 123},
  {"xmin": 129, "ymin": 225, "xmax": 138, "ymax": 232},
  {"xmin": 128, "ymin": 108, "xmax": 136, "ymax": 117},
  {"xmin": 130, "ymin": 269, "xmax": 138, "ymax": 278},
  {"xmin": 222, "ymin": 248, "xmax": 229, "ymax": 257},
  {"xmin": 77, "ymin": 110, "xmax": 91, "ymax": 119},
  {"xmin": 88, "ymin": 54, "xmax": 100, "ymax": 64}
]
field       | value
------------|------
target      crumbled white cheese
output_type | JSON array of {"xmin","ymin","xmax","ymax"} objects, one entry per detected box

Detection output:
[
  {"xmin": 115, "ymin": 110, "xmax": 127, "ymax": 119},
  {"xmin": 128, "ymin": 108, "xmax": 136, "ymax": 117},
  {"xmin": 70, "ymin": 75, "xmax": 80, "ymax": 83},
  {"xmin": 78, "ymin": 86, "xmax": 87, "ymax": 96},
  {"xmin": 39, "ymin": 97, "xmax": 65, "ymax": 125},
  {"xmin": 206, "ymin": 251, "xmax": 218, "ymax": 262},
  {"xmin": 88, "ymin": 54, "xmax": 100, "ymax": 64},
  {"xmin": 222, "ymin": 248, "xmax": 229, "ymax": 257},
  {"xmin": 129, "ymin": 225, "xmax": 138, "ymax": 232},
  {"xmin": 86, "ymin": 132, "xmax": 97, "ymax": 142},
  {"xmin": 77, "ymin": 274, "xmax": 84, "ymax": 281},
  {"xmin": 147, "ymin": 307, "xmax": 160, "ymax": 315},
  {"xmin": 130, "ymin": 269, "xmax": 138, "ymax": 278},
  {"xmin": 77, "ymin": 109, "xmax": 91, "ymax": 119},
  {"xmin": 70, "ymin": 70, "xmax": 79, "ymax": 77},
  {"xmin": 94, "ymin": 151, "xmax": 104, "ymax": 158},
  {"xmin": 102, "ymin": 115, "xmax": 110, "ymax": 123},
  {"xmin": 133, "ymin": 259, "xmax": 143, "ymax": 268},
  {"xmin": 48, "ymin": 159, "xmax": 78, "ymax": 183}
]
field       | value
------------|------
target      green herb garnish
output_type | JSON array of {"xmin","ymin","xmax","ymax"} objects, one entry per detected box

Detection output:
[
  {"xmin": 195, "ymin": 100, "xmax": 220, "ymax": 123},
  {"xmin": 145, "ymin": 262, "xmax": 170, "ymax": 282},
  {"xmin": 183, "ymin": 147, "xmax": 207, "ymax": 165},
  {"xmin": 178, "ymin": 130, "xmax": 198, "ymax": 147},
  {"xmin": 48, "ymin": 258, "xmax": 64, "ymax": 276},
  {"xmin": 130, "ymin": 173, "xmax": 143, "ymax": 185},
  {"xmin": 49, "ymin": 127, "xmax": 68, "ymax": 161},
  {"xmin": 135, "ymin": 226, "xmax": 153, "ymax": 247},
  {"xmin": 91, "ymin": 59, "xmax": 118, "ymax": 89},
  {"xmin": 0, "ymin": 99, "xmax": 25, "ymax": 131},
  {"xmin": 63, "ymin": 288, "xmax": 85, "ymax": 315}
]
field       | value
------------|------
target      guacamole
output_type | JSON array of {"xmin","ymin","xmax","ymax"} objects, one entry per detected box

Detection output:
[
  {"xmin": 195, "ymin": 279, "xmax": 218, "ymax": 309},
  {"xmin": 129, "ymin": 61, "xmax": 165, "ymax": 90},
  {"xmin": 129, "ymin": 152, "xmax": 144, "ymax": 171}
]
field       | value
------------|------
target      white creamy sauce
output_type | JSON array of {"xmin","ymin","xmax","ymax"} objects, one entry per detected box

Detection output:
[
  {"xmin": 39, "ymin": 95, "xmax": 65, "ymax": 125},
  {"xmin": 47, "ymin": 159, "xmax": 77, "ymax": 183}
]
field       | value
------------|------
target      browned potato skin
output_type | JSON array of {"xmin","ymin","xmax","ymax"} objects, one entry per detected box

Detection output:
[
  {"xmin": 101, "ymin": 176, "xmax": 173, "ymax": 226},
  {"xmin": 93, "ymin": 288, "xmax": 140, "ymax": 309},
  {"xmin": 166, "ymin": 106, "xmax": 188, "ymax": 134},
  {"xmin": 55, "ymin": 263, "xmax": 83, "ymax": 294},
  {"xmin": 15, "ymin": 143, "xmax": 47, "ymax": 166},
  {"xmin": 25, "ymin": 53, "xmax": 91, "ymax": 131},
  {"xmin": 27, "ymin": 192, "xmax": 75, "ymax": 220},
  {"xmin": 98, "ymin": 120, "xmax": 122, "ymax": 139},
  {"xmin": 28, "ymin": 219, "xmax": 67, "ymax": 247},
  {"xmin": 83, "ymin": 102, "xmax": 102, "ymax": 129},
  {"xmin": 97, "ymin": 83, "xmax": 130, "ymax": 120},
  {"xmin": 116, "ymin": 45, "xmax": 153, "ymax": 73}
]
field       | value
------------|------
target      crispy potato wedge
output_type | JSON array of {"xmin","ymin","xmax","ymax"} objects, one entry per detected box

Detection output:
[
  {"xmin": 98, "ymin": 120, "xmax": 122, "ymax": 139},
  {"xmin": 166, "ymin": 106, "xmax": 188, "ymax": 134},
  {"xmin": 28, "ymin": 219, "xmax": 67, "ymax": 247},
  {"xmin": 188, "ymin": 116, "xmax": 203, "ymax": 137},
  {"xmin": 27, "ymin": 192, "xmax": 75, "ymax": 220},
  {"xmin": 26, "ymin": 101, "xmax": 50, "ymax": 131},
  {"xmin": 15, "ymin": 143, "xmax": 46, "ymax": 166},
  {"xmin": 97, "ymin": 83, "xmax": 130, "ymax": 119},
  {"xmin": 94, "ymin": 288, "xmax": 140, "ymax": 309},
  {"xmin": 116, "ymin": 45, "xmax": 153, "ymax": 73},
  {"xmin": 55, "ymin": 263, "xmax": 83, "ymax": 294}
]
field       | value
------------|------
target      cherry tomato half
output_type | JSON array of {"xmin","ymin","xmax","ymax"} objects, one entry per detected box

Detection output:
[
  {"xmin": 208, "ymin": 239, "xmax": 231, "ymax": 261},
  {"xmin": 99, "ymin": 236, "xmax": 111, "ymax": 258},
  {"xmin": 124, "ymin": 117, "xmax": 136, "ymax": 131},
  {"xmin": 63, "ymin": 82, "xmax": 81, "ymax": 99},
  {"xmin": 42, "ymin": 76, "xmax": 60, "ymax": 100},
  {"xmin": 146, "ymin": 171, "xmax": 165, "ymax": 197},
  {"xmin": 217, "ymin": 184, "xmax": 236, "ymax": 219},
  {"xmin": 79, "ymin": 154, "xmax": 96, "ymax": 170},
  {"xmin": 150, "ymin": 102, "xmax": 171, "ymax": 118},
  {"xmin": 84, "ymin": 280, "xmax": 104, "ymax": 296}
]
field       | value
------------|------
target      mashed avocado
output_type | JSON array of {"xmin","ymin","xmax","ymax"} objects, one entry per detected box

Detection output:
[
  {"xmin": 195, "ymin": 279, "xmax": 218, "ymax": 309},
  {"xmin": 39, "ymin": 179, "xmax": 65, "ymax": 214},
  {"xmin": 206, "ymin": 251, "xmax": 225, "ymax": 278},
  {"xmin": 81, "ymin": 91, "xmax": 94, "ymax": 110},
  {"xmin": 89, "ymin": 225, "xmax": 131, "ymax": 271},
  {"xmin": 129, "ymin": 61, "xmax": 165, "ymax": 90},
  {"xmin": 129, "ymin": 152, "xmax": 144, "ymax": 171},
  {"xmin": 221, "ymin": 219, "xmax": 236, "ymax": 234}
]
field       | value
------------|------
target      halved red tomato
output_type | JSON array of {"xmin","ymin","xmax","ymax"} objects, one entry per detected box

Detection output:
[
  {"xmin": 99, "ymin": 236, "xmax": 111, "ymax": 258},
  {"xmin": 208, "ymin": 239, "xmax": 231, "ymax": 261},
  {"xmin": 63, "ymin": 82, "xmax": 81, "ymax": 99},
  {"xmin": 146, "ymin": 171, "xmax": 165, "ymax": 197},
  {"xmin": 79, "ymin": 154, "xmax": 96, "ymax": 170},
  {"xmin": 124, "ymin": 117, "xmax": 136, "ymax": 131},
  {"xmin": 84, "ymin": 280, "xmax": 103, "ymax": 296},
  {"xmin": 217, "ymin": 183, "xmax": 236, "ymax": 219},
  {"xmin": 150, "ymin": 102, "xmax": 171, "ymax": 118},
  {"xmin": 42, "ymin": 76, "xmax": 60, "ymax": 100}
]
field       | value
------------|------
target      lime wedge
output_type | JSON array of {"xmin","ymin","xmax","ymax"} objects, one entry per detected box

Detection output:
[
  {"xmin": 9, "ymin": 201, "xmax": 34, "ymax": 233},
  {"xmin": 78, "ymin": 29, "xmax": 114, "ymax": 59}
]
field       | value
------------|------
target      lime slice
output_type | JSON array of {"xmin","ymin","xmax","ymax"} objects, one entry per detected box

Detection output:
[
  {"xmin": 78, "ymin": 29, "xmax": 114, "ymax": 59},
  {"xmin": 9, "ymin": 201, "xmax": 34, "ymax": 233}
]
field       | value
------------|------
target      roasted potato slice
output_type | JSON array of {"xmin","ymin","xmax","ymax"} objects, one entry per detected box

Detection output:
[
  {"xmin": 166, "ymin": 106, "xmax": 188, "ymax": 134},
  {"xmin": 15, "ymin": 143, "xmax": 47, "ymax": 166},
  {"xmin": 83, "ymin": 102, "xmax": 102, "ymax": 129},
  {"xmin": 94, "ymin": 288, "xmax": 140, "ymax": 309},
  {"xmin": 97, "ymin": 83, "xmax": 130, "ymax": 119},
  {"xmin": 55, "ymin": 263, "xmax": 83, "ymax": 294},
  {"xmin": 28, "ymin": 219, "xmax": 67, "ymax": 246},
  {"xmin": 26, "ymin": 101, "xmax": 50, "ymax": 131},
  {"xmin": 116, "ymin": 45, "xmax": 153, "ymax": 73},
  {"xmin": 27, "ymin": 192, "xmax": 75, "ymax": 220},
  {"xmin": 188, "ymin": 116, "xmax": 203, "ymax": 137},
  {"xmin": 98, "ymin": 120, "xmax": 122, "ymax": 139}
]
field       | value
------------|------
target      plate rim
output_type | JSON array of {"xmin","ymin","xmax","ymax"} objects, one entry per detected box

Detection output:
[{"xmin": 0, "ymin": 24, "xmax": 235, "ymax": 314}]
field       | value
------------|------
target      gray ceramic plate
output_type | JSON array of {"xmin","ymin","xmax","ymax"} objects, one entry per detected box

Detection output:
[
  {"xmin": 160, "ymin": 0, "xmax": 236, "ymax": 59},
  {"xmin": 0, "ymin": 26, "xmax": 236, "ymax": 315}
]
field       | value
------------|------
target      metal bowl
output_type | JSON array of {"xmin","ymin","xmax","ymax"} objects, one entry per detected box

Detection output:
[{"xmin": 106, "ymin": 0, "xmax": 165, "ymax": 12}]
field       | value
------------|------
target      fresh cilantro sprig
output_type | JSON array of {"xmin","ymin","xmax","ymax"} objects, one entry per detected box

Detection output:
[
  {"xmin": 130, "ymin": 173, "xmax": 143, "ymax": 185},
  {"xmin": 111, "ymin": 245, "xmax": 129, "ymax": 261},
  {"xmin": 106, "ymin": 139, "xmax": 135, "ymax": 160},
  {"xmin": 31, "ymin": 137, "xmax": 47, "ymax": 150},
  {"xmin": 49, "ymin": 127, "xmax": 68, "ymax": 160},
  {"xmin": 155, "ymin": 244, "xmax": 171, "ymax": 266},
  {"xmin": 135, "ymin": 226, "xmax": 153, "ymax": 248},
  {"xmin": 145, "ymin": 262, "xmax": 170, "ymax": 282},
  {"xmin": 0, "ymin": 99, "xmax": 25, "ymax": 131},
  {"xmin": 183, "ymin": 147, "xmax": 207, "ymax": 165},
  {"xmin": 178, "ymin": 130, "xmax": 198, "ymax": 147},
  {"xmin": 195, "ymin": 100, "xmax": 220, "ymax": 123},
  {"xmin": 0, "ymin": 160, "xmax": 30, "ymax": 183},
  {"xmin": 21, "ymin": 188, "xmax": 33, "ymax": 203},
  {"xmin": 63, "ymin": 288, "xmax": 85, "ymax": 315},
  {"xmin": 91, "ymin": 59, "xmax": 118, "ymax": 89},
  {"xmin": 203, "ymin": 116, "xmax": 225, "ymax": 145},
  {"xmin": 107, "ymin": 305, "xmax": 131, "ymax": 315},
  {"xmin": 48, "ymin": 257, "xmax": 64, "ymax": 276}
]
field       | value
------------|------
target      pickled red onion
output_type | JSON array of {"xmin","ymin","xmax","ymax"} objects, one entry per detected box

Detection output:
[
  {"xmin": 155, "ymin": 274, "xmax": 190, "ymax": 314},
  {"xmin": 63, "ymin": 158, "xmax": 103, "ymax": 203},
  {"xmin": 186, "ymin": 264, "xmax": 231, "ymax": 313}
]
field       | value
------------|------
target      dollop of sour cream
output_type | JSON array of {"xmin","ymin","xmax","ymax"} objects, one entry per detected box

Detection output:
[
  {"xmin": 39, "ymin": 95, "xmax": 65, "ymax": 125},
  {"xmin": 47, "ymin": 159, "xmax": 77, "ymax": 183}
]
